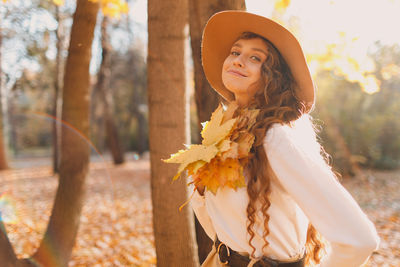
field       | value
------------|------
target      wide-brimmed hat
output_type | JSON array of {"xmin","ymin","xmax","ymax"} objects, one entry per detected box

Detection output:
[{"xmin": 201, "ymin": 11, "xmax": 315, "ymax": 112}]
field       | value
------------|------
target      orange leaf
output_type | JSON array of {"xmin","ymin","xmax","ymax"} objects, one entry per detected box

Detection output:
[{"xmin": 193, "ymin": 157, "xmax": 245, "ymax": 195}]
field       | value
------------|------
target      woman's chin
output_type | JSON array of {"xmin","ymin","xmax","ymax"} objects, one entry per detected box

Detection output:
[{"xmin": 224, "ymin": 84, "xmax": 248, "ymax": 95}]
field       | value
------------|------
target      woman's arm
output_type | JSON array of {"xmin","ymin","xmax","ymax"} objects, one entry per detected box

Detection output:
[
  {"xmin": 264, "ymin": 124, "xmax": 380, "ymax": 267},
  {"xmin": 188, "ymin": 182, "xmax": 217, "ymax": 240}
]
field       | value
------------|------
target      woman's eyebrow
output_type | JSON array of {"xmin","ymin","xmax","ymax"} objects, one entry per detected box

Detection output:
[
  {"xmin": 251, "ymin": 48, "xmax": 268, "ymax": 56},
  {"xmin": 232, "ymin": 42, "xmax": 267, "ymax": 56}
]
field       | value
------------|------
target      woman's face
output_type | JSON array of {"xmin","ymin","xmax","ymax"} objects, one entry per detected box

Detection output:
[{"xmin": 222, "ymin": 38, "xmax": 268, "ymax": 105}]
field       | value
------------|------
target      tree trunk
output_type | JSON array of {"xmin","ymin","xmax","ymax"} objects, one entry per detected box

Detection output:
[
  {"xmin": 32, "ymin": 1, "xmax": 99, "ymax": 266},
  {"xmin": 96, "ymin": 16, "xmax": 125, "ymax": 164},
  {"xmin": 188, "ymin": 0, "xmax": 246, "ymax": 262},
  {"xmin": 1, "ymin": 222, "xmax": 36, "ymax": 266},
  {"xmin": 52, "ymin": 5, "xmax": 63, "ymax": 173},
  {"xmin": 0, "ymin": 21, "xmax": 8, "ymax": 170},
  {"xmin": 148, "ymin": 0, "xmax": 199, "ymax": 266},
  {"xmin": 0, "ymin": 221, "xmax": 17, "ymax": 266},
  {"xmin": 133, "ymin": 109, "xmax": 147, "ymax": 155},
  {"xmin": 188, "ymin": 0, "xmax": 246, "ymax": 128},
  {"xmin": 0, "ymin": 126, "xmax": 8, "ymax": 169}
]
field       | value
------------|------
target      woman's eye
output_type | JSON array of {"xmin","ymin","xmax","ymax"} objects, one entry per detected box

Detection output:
[
  {"xmin": 231, "ymin": 51, "xmax": 240, "ymax": 56},
  {"xmin": 250, "ymin": 56, "xmax": 261, "ymax": 62}
]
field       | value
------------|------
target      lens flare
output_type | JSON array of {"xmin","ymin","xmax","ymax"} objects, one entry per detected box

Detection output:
[
  {"xmin": 1, "ymin": 111, "xmax": 117, "ymax": 262},
  {"xmin": 0, "ymin": 193, "xmax": 18, "ymax": 224}
]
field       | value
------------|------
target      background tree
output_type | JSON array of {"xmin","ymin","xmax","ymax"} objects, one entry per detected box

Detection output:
[
  {"xmin": 188, "ymin": 0, "xmax": 246, "ymax": 262},
  {"xmin": 188, "ymin": 0, "xmax": 246, "ymax": 136},
  {"xmin": 90, "ymin": 17, "xmax": 148, "ymax": 156},
  {"xmin": 0, "ymin": 0, "xmax": 99, "ymax": 265},
  {"xmin": 32, "ymin": 0, "xmax": 99, "ymax": 265},
  {"xmin": 0, "ymin": 0, "xmax": 74, "ymax": 163},
  {"xmin": 52, "ymin": 4, "xmax": 66, "ymax": 173},
  {"xmin": 111, "ymin": 46, "xmax": 148, "ymax": 155},
  {"xmin": 0, "ymin": 0, "xmax": 35, "ymax": 169},
  {"xmin": 93, "ymin": 15, "xmax": 125, "ymax": 164},
  {"xmin": 0, "ymin": 21, "xmax": 9, "ymax": 170},
  {"xmin": 147, "ymin": 0, "xmax": 199, "ymax": 266}
]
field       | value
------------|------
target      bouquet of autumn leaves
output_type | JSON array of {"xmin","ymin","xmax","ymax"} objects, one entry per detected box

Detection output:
[{"xmin": 163, "ymin": 102, "xmax": 259, "ymax": 195}]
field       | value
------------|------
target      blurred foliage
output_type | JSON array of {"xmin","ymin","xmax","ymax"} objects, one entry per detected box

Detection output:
[
  {"xmin": 4, "ymin": 0, "xmax": 71, "ymax": 156},
  {"xmin": 3, "ymin": 0, "xmax": 399, "ymax": 172},
  {"xmin": 109, "ymin": 44, "xmax": 148, "ymax": 153},
  {"xmin": 313, "ymin": 42, "xmax": 400, "ymax": 174},
  {"xmin": 52, "ymin": 0, "xmax": 128, "ymax": 19},
  {"xmin": 274, "ymin": 0, "xmax": 291, "ymax": 13},
  {"xmin": 11, "ymin": 31, "xmax": 57, "ymax": 155},
  {"xmin": 90, "ymin": 42, "xmax": 148, "ymax": 154},
  {"xmin": 6, "ymin": 0, "xmax": 147, "ymax": 157}
]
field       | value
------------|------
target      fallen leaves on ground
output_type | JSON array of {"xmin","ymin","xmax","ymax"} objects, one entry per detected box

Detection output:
[
  {"xmin": 1, "ymin": 159, "xmax": 155, "ymax": 267},
  {"xmin": 340, "ymin": 170, "xmax": 400, "ymax": 267},
  {"xmin": 0, "ymin": 158, "xmax": 399, "ymax": 266}
]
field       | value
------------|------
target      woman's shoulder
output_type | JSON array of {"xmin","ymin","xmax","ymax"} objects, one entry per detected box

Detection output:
[
  {"xmin": 264, "ymin": 116, "xmax": 318, "ymax": 151},
  {"xmin": 264, "ymin": 122, "xmax": 292, "ymax": 145}
]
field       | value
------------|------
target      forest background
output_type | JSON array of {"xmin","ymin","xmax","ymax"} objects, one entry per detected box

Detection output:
[{"xmin": 0, "ymin": 0, "xmax": 399, "ymax": 266}]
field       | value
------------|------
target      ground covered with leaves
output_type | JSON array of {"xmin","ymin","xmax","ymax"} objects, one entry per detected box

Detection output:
[{"xmin": 1, "ymin": 157, "xmax": 399, "ymax": 266}]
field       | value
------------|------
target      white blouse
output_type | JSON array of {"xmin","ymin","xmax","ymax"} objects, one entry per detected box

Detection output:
[{"xmin": 190, "ymin": 122, "xmax": 380, "ymax": 266}]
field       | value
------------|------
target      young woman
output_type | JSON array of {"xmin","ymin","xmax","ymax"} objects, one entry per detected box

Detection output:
[{"xmin": 188, "ymin": 11, "xmax": 379, "ymax": 267}]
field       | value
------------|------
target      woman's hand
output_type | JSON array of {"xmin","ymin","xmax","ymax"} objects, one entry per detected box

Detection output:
[{"xmin": 196, "ymin": 184, "xmax": 205, "ymax": 196}]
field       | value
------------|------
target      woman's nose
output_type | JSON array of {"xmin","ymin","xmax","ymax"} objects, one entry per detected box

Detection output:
[{"xmin": 233, "ymin": 55, "xmax": 244, "ymax": 67}]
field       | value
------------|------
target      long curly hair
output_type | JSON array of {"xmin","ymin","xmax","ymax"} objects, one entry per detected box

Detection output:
[{"xmin": 236, "ymin": 32, "xmax": 326, "ymax": 264}]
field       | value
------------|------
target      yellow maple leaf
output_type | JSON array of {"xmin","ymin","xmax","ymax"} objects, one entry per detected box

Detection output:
[
  {"xmin": 245, "ymin": 109, "xmax": 260, "ymax": 130},
  {"xmin": 220, "ymin": 142, "xmax": 239, "ymax": 161},
  {"xmin": 236, "ymin": 132, "xmax": 255, "ymax": 158},
  {"xmin": 235, "ymin": 108, "xmax": 260, "ymax": 130},
  {"xmin": 201, "ymin": 104, "xmax": 237, "ymax": 146},
  {"xmin": 186, "ymin": 160, "xmax": 207, "ymax": 175},
  {"xmin": 163, "ymin": 144, "xmax": 219, "ymax": 180},
  {"xmin": 164, "ymin": 104, "xmax": 258, "ymax": 196},
  {"xmin": 216, "ymin": 139, "xmax": 232, "ymax": 153},
  {"xmin": 221, "ymin": 102, "xmax": 239, "ymax": 123}
]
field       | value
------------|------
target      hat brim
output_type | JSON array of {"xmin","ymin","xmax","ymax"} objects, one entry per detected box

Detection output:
[{"xmin": 201, "ymin": 11, "xmax": 315, "ymax": 112}]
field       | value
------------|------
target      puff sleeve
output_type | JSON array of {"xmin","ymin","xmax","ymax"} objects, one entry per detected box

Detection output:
[{"xmin": 264, "ymin": 125, "xmax": 380, "ymax": 267}]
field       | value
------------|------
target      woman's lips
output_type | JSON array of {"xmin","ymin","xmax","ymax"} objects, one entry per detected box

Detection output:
[{"xmin": 228, "ymin": 69, "xmax": 247, "ymax": 77}]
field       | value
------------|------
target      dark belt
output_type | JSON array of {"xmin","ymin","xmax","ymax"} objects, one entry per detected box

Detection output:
[{"xmin": 215, "ymin": 238, "xmax": 305, "ymax": 267}]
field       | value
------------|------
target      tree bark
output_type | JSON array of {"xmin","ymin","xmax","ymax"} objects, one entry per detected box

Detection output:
[
  {"xmin": 32, "ymin": 1, "xmax": 99, "ymax": 266},
  {"xmin": 188, "ymin": 0, "xmax": 246, "ymax": 262},
  {"xmin": 133, "ymin": 108, "xmax": 147, "ymax": 155},
  {"xmin": 1, "ymin": 221, "xmax": 35, "ymax": 266},
  {"xmin": 188, "ymin": 0, "xmax": 246, "ymax": 128},
  {"xmin": 0, "ymin": 221, "xmax": 18, "ymax": 266},
  {"xmin": 52, "ymin": 5, "xmax": 63, "ymax": 173},
  {"xmin": 0, "ymin": 128, "xmax": 8, "ymax": 169},
  {"xmin": 148, "ymin": 0, "xmax": 199, "ymax": 266},
  {"xmin": 0, "ymin": 20, "xmax": 8, "ymax": 170},
  {"xmin": 96, "ymin": 16, "xmax": 125, "ymax": 164}
]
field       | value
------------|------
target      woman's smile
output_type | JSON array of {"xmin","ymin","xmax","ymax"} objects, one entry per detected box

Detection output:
[{"xmin": 227, "ymin": 69, "xmax": 247, "ymax": 77}]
